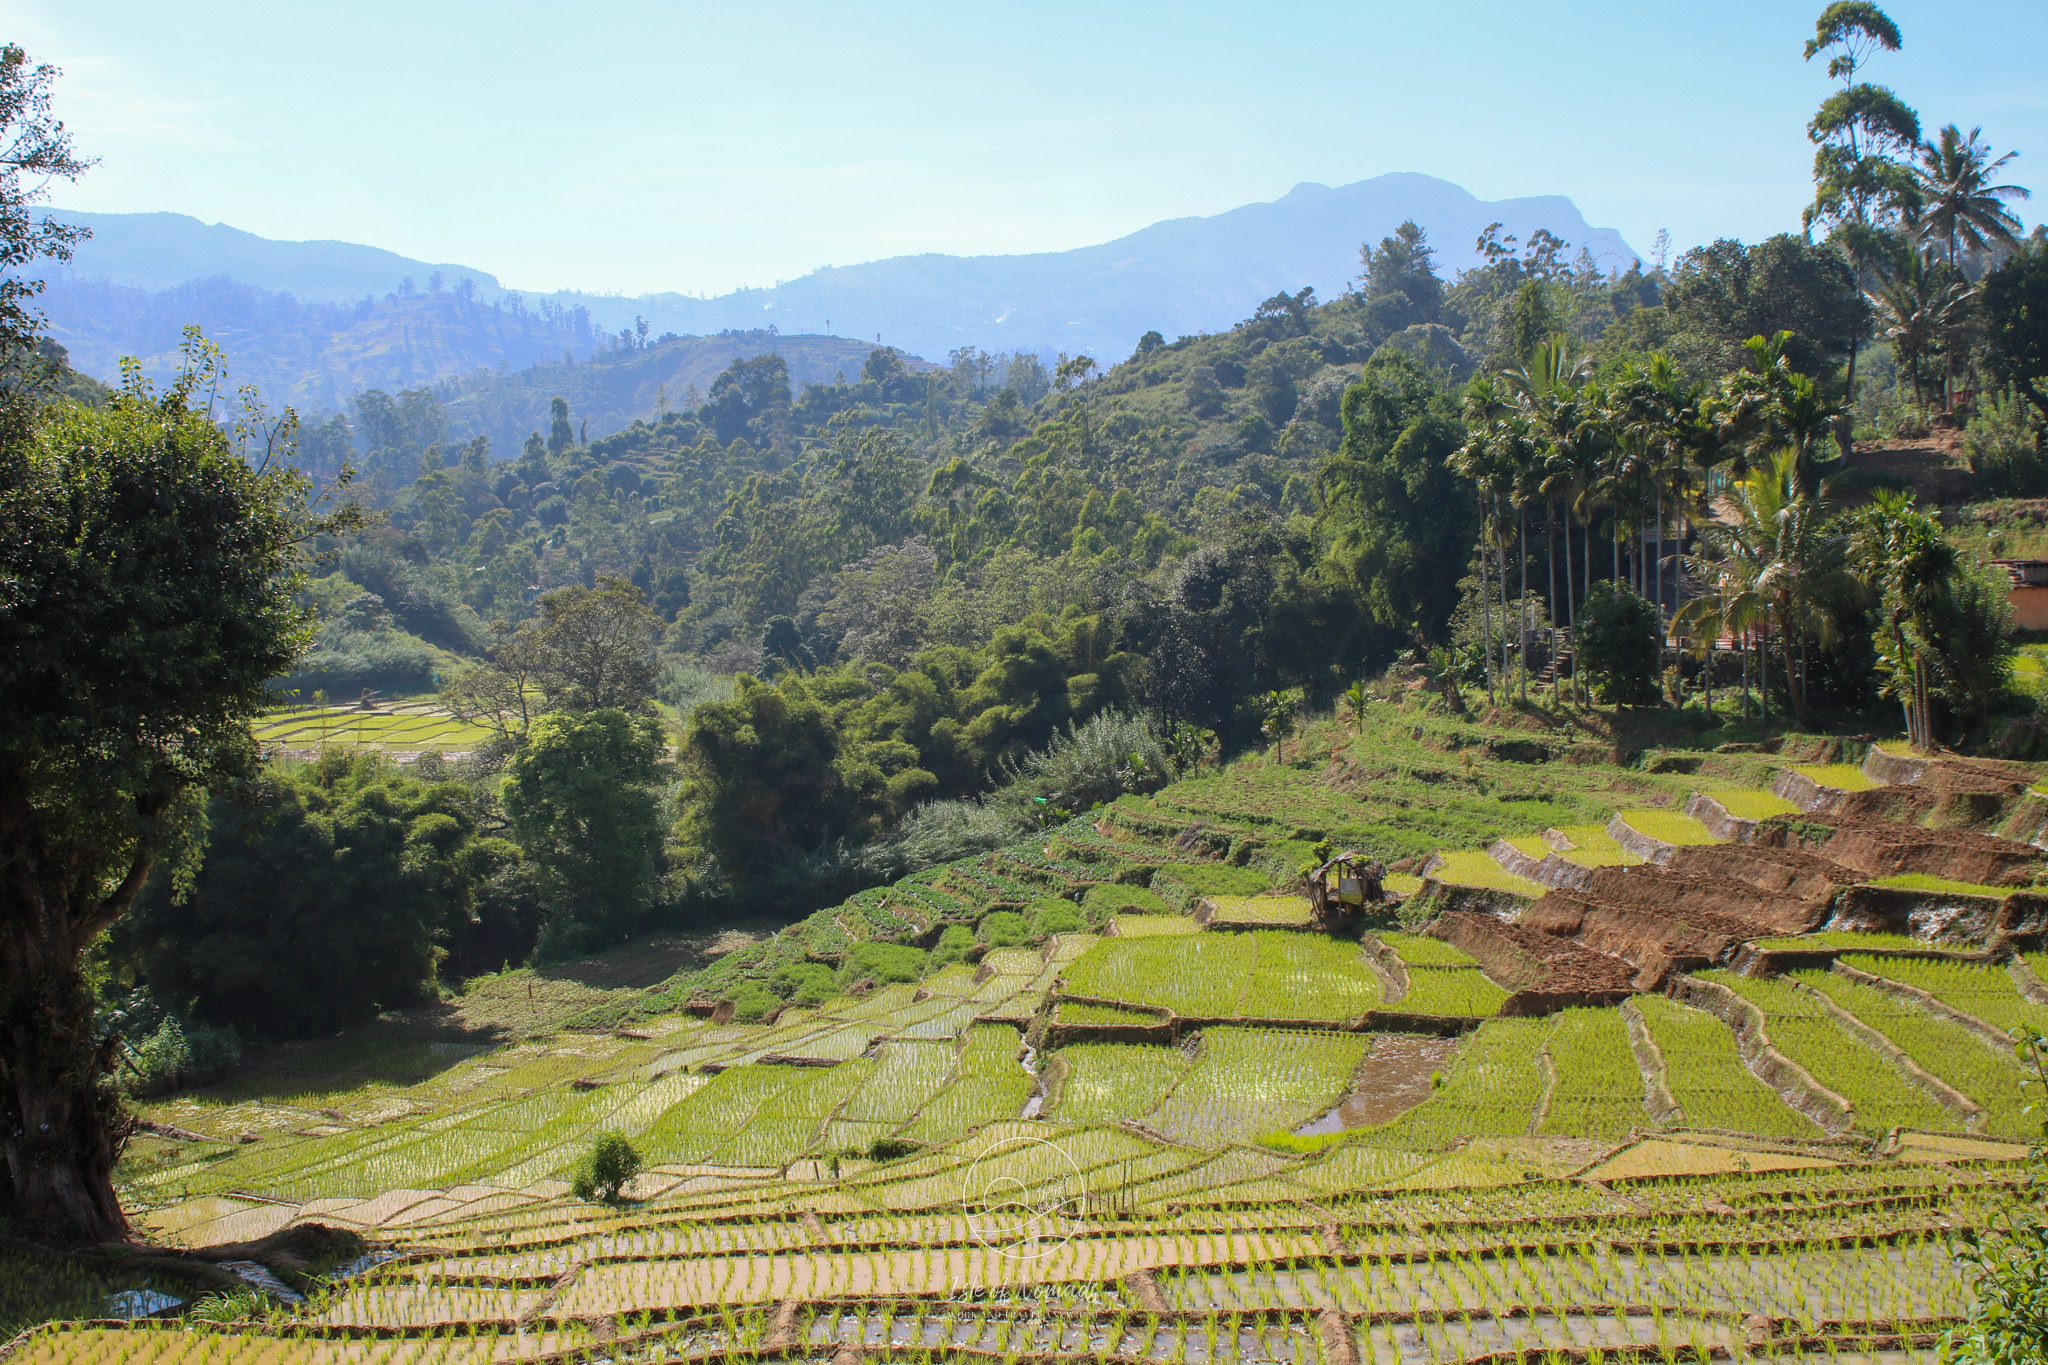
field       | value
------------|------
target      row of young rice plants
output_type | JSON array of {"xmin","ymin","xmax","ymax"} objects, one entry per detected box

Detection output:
[
  {"xmin": 1237, "ymin": 933, "xmax": 1383, "ymax": 1019},
  {"xmin": 1793, "ymin": 971, "xmax": 2035, "ymax": 1136},
  {"xmin": 1061, "ymin": 930, "xmax": 1385, "ymax": 1021},
  {"xmin": 897, "ymin": 1025, "xmax": 1033, "ymax": 1146},
  {"xmin": 1537, "ymin": 1008, "xmax": 1647, "ymax": 1139},
  {"xmin": 1159, "ymin": 1226, "xmax": 1963, "ymax": 1326},
  {"xmin": 1843, "ymin": 954, "xmax": 2048, "ymax": 1036},
  {"xmin": 1363, "ymin": 1017, "xmax": 1553, "ymax": 1149},
  {"xmin": 1700, "ymin": 971, "xmax": 1955, "ymax": 1133},
  {"xmin": 1375, "ymin": 933, "xmax": 1474, "ymax": 968},
  {"xmin": 1048, "ymin": 1043, "xmax": 1189, "ymax": 1126},
  {"xmin": 1143, "ymin": 1028, "xmax": 1369, "ymax": 1146},
  {"xmin": 1753, "ymin": 930, "xmax": 1928, "ymax": 951},
  {"xmin": 1061, "ymin": 933, "xmax": 1251, "ymax": 1017},
  {"xmin": 1630, "ymin": 995, "xmax": 1818, "ymax": 1137},
  {"xmin": 1397, "ymin": 966, "xmax": 1509, "ymax": 1017}
]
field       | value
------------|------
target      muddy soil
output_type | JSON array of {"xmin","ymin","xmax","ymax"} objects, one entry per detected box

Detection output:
[{"xmin": 1295, "ymin": 1035, "xmax": 1458, "ymax": 1134}]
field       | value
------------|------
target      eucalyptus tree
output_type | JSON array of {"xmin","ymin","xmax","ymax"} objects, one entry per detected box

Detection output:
[{"xmin": 1802, "ymin": 3, "xmax": 1921, "ymax": 414}]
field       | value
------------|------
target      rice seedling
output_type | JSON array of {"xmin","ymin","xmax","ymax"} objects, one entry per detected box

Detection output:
[
  {"xmin": 1699, "ymin": 788, "xmax": 1801, "ymax": 820},
  {"xmin": 1843, "ymin": 956, "xmax": 2048, "ymax": 1035},
  {"xmin": 1701, "ymin": 970, "xmax": 1956, "ymax": 1132},
  {"xmin": 1632, "ymin": 994, "xmax": 1818, "ymax": 1138}
]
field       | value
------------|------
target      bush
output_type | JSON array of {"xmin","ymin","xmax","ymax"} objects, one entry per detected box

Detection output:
[
  {"xmin": 1080, "ymin": 883, "xmax": 1168, "ymax": 922},
  {"xmin": 569, "ymin": 1132, "xmax": 643, "ymax": 1203},
  {"xmin": 976, "ymin": 910, "xmax": 1028, "ymax": 947},
  {"xmin": 771, "ymin": 962, "xmax": 837, "ymax": 1005},
  {"xmin": 123, "ymin": 1013, "xmax": 243, "ymax": 1096},
  {"xmin": 726, "ymin": 980, "xmax": 781, "ymax": 1021},
  {"xmin": 841, "ymin": 941, "xmax": 928, "ymax": 986},
  {"xmin": 931, "ymin": 924, "xmax": 975, "ymax": 964},
  {"xmin": 1574, "ymin": 580, "xmax": 1661, "ymax": 705},
  {"xmin": 1028, "ymin": 900, "xmax": 1084, "ymax": 937},
  {"xmin": 1964, "ymin": 385, "xmax": 2047, "ymax": 498}
]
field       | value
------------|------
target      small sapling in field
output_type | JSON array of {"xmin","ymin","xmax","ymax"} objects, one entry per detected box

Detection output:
[{"xmin": 570, "ymin": 1132, "xmax": 643, "ymax": 1203}]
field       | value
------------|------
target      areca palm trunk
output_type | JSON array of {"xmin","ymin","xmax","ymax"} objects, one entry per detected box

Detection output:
[
  {"xmin": 1478, "ymin": 529, "xmax": 1495, "ymax": 706},
  {"xmin": 1519, "ymin": 509, "xmax": 1529, "ymax": 704},
  {"xmin": 1779, "ymin": 600, "xmax": 1812, "ymax": 730}
]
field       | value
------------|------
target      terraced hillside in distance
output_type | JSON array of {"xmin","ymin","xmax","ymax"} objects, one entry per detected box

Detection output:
[{"xmin": 25, "ymin": 697, "xmax": 2048, "ymax": 1363}]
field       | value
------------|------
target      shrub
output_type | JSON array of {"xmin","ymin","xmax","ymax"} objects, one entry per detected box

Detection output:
[
  {"xmin": 976, "ymin": 910, "xmax": 1028, "ymax": 947},
  {"xmin": 771, "ymin": 962, "xmax": 837, "ymax": 1005},
  {"xmin": 726, "ymin": 980, "xmax": 781, "ymax": 1022},
  {"xmin": 569, "ymin": 1132, "xmax": 643, "ymax": 1203},
  {"xmin": 841, "ymin": 941, "xmax": 928, "ymax": 985},
  {"xmin": 1575, "ymin": 580, "xmax": 1661, "ymax": 704},
  {"xmin": 1963, "ymin": 384, "xmax": 2046, "ymax": 498},
  {"xmin": 1081, "ymin": 883, "xmax": 1168, "ymax": 922},
  {"xmin": 1028, "ymin": 900, "xmax": 1084, "ymax": 937},
  {"xmin": 868, "ymin": 1136, "xmax": 922, "ymax": 1161},
  {"xmin": 124, "ymin": 1014, "xmax": 243, "ymax": 1096},
  {"xmin": 931, "ymin": 924, "xmax": 975, "ymax": 964}
]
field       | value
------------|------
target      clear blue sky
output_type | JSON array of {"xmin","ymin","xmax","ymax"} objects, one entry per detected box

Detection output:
[{"xmin": 15, "ymin": 0, "xmax": 2044, "ymax": 296}]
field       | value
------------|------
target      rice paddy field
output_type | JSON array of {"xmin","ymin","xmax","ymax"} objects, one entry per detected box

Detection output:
[
  {"xmin": 253, "ymin": 700, "xmax": 496, "ymax": 757},
  {"xmin": 35, "ymin": 703, "xmax": 2048, "ymax": 1362}
]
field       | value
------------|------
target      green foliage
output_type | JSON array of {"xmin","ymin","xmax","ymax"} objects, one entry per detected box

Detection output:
[
  {"xmin": 507, "ymin": 708, "xmax": 668, "ymax": 960},
  {"xmin": 726, "ymin": 980, "xmax": 781, "ymax": 1022},
  {"xmin": 841, "ymin": 941, "xmax": 929, "ymax": 986},
  {"xmin": 1027, "ymin": 900, "xmax": 1084, "ymax": 937},
  {"xmin": 125, "ymin": 752, "xmax": 509, "ymax": 1036},
  {"xmin": 1080, "ymin": 883, "xmax": 1168, "ymax": 921},
  {"xmin": 568, "ymin": 1132, "xmax": 643, "ymax": 1203},
  {"xmin": 1574, "ymin": 580, "xmax": 1661, "ymax": 704},
  {"xmin": 0, "ymin": 330, "xmax": 328, "ymax": 1238},
  {"xmin": 771, "ymin": 962, "xmax": 837, "ymax": 1005},
  {"xmin": 975, "ymin": 911, "xmax": 1027, "ymax": 948},
  {"xmin": 1945, "ymin": 1026, "xmax": 2048, "ymax": 1364},
  {"xmin": 930, "ymin": 924, "xmax": 975, "ymax": 964},
  {"xmin": 1964, "ymin": 386, "xmax": 2047, "ymax": 498},
  {"xmin": 1983, "ymin": 239, "xmax": 2048, "ymax": 421},
  {"xmin": 1316, "ymin": 351, "xmax": 1478, "ymax": 642}
]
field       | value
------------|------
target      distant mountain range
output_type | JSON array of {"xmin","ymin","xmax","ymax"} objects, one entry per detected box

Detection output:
[{"xmin": 44, "ymin": 173, "xmax": 1637, "ymax": 399}]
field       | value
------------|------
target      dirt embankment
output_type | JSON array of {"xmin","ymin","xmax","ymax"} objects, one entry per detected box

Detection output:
[
  {"xmin": 1817, "ymin": 822, "xmax": 2045, "ymax": 886},
  {"xmin": 1428, "ymin": 911, "xmax": 1637, "ymax": 1012},
  {"xmin": 1663, "ymin": 844, "xmax": 1861, "ymax": 903}
]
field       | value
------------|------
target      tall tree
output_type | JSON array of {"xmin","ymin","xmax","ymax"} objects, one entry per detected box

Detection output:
[
  {"xmin": 0, "ymin": 339, "xmax": 322, "ymax": 1242},
  {"xmin": 1802, "ymin": 3, "xmax": 1919, "ymax": 416},
  {"xmin": 1315, "ymin": 353, "xmax": 1477, "ymax": 646},
  {"xmin": 1914, "ymin": 125, "xmax": 2029, "ymax": 271},
  {"xmin": 0, "ymin": 45, "xmax": 94, "ymax": 375}
]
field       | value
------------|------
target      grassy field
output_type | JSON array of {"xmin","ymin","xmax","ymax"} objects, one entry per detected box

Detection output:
[{"xmin": 41, "ymin": 700, "xmax": 2048, "ymax": 1356}]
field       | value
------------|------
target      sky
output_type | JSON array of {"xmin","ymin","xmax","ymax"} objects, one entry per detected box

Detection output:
[{"xmin": 11, "ymin": 0, "xmax": 2045, "ymax": 298}]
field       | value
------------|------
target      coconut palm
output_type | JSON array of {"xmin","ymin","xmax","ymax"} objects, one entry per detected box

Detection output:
[
  {"xmin": 1686, "ymin": 448, "xmax": 1847, "ymax": 731},
  {"xmin": 1867, "ymin": 246, "xmax": 1974, "ymax": 419},
  {"xmin": 1914, "ymin": 124, "xmax": 2030, "ymax": 271}
]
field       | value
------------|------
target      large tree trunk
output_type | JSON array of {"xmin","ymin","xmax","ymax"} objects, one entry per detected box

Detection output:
[{"xmin": 0, "ymin": 776, "xmax": 147, "ymax": 1247}]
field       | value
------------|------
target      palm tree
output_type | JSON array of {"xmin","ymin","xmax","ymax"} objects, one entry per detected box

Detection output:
[
  {"xmin": 1914, "ymin": 124, "xmax": 2030, "ymax": 272},
  {"xmin": 1867, "ymin": 246, "xmax": 1974, "ymax": 420},
  {"xmin": 1686, "ymin": 448, "xmax": 1846, "ymax": 731}
]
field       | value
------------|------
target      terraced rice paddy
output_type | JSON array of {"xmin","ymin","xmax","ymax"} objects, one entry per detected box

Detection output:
[
  {"xmin": 254, "ymin": 703, "xmax": 496, "ymax": 755},
  {"xmin": 51, "ymin": 709, "xmax": 2048, "ymax": 1360}
]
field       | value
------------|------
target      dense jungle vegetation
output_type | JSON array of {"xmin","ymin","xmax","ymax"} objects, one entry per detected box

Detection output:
[
  {"xmin": 5, "ymin": 19, "xmax": 2048, "ymax": 1336},
  {"xmin": 71, "ymin": 0, "xmax": 2048, "ymax": 1061}
]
